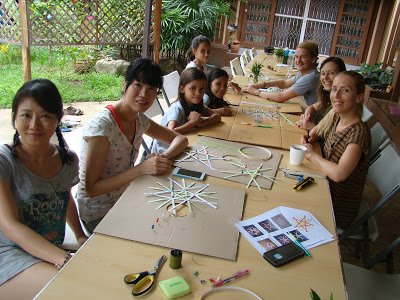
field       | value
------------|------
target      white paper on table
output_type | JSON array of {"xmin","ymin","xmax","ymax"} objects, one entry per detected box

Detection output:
[{"xmin": 235, "ymin": 206, "xmax": 334, "ymax": 255}]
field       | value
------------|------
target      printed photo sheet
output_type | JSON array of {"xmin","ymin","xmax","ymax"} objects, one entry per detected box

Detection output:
[{"xmin": 235, "ymin": 206, "xmax": 334, "ymax": 255}]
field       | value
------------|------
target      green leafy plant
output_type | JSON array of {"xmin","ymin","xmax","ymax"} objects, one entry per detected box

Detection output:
[
  {"xmin": 309, "ymin": 289, "xmax": 333, "ymax": 300},
  {"xmin": 160, "ymin": 0, "xmax": 232, "ymax": 56},
  {"xmin": 250, "ymin": 61, "xmax": 264, "ymax": 83},
  {"xmin": 274, "ymin": 47, "xmax": 284, "ymax": 57},
  {"xmin": 356, "ymin": 63, "xmax": 393, "ymax": 91}
]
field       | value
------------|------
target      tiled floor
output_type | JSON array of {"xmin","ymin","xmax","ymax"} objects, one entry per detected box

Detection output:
[{"xmin": 1, "ymin": 101, "xmax": 399, "ymax": 274}]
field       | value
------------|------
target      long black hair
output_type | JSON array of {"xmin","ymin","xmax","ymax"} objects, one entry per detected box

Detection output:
[
  {"xmin": 185, "ymin": 35, "xmax": 211, "ymax": 63},
  {"xmin": 178, "ymin": 68, "xmax": 207, "ymax": 117},
  {"xmin": 11, "ymin": 79, "xmax": 73, "ymax": 163},
  {"xmin": 205, "ymin": 68, "xmax": 230, "ymax": 109}
]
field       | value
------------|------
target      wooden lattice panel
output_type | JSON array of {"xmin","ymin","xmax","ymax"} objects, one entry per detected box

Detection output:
[
  {"xmin": 0, "ymin": 0, "xmax": 155, "ymax": 46},
  {"xmin": 29, "ymin": 0, "xmax": 154, "ymax": 46},
  {"xmin": 0, "ymin": 0, "xmax": 21, "ymax": 44}
]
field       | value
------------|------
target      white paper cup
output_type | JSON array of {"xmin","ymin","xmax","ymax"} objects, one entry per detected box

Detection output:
[{"xmin": 290, "ymin": 144, "xmax": 307, "ymax": 166}]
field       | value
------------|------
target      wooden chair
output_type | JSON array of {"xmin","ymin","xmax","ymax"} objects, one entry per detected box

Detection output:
[
  {"xmin": 230, "ymin": 57, "xmax": 244, "ymax": 76},
  {"xmin": 340, "ymin": 143, "xmax": 400, "ymax": 266},
  {"xmin": 161, "ymin": 70, "xmax": 180, "ymax": 106}
]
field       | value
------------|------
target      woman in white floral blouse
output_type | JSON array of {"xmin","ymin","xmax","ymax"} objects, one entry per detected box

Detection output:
[{"xmin": 77, "ymin": 59, "xmax": 188, "ymax": 233}]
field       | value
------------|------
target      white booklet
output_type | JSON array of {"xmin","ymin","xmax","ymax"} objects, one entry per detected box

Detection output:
[{"xmin": 235, "ymin": 206, "xmax": 334, "ymax": 255}]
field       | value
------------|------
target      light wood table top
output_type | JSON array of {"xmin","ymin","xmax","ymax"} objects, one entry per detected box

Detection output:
[
  {"xmin": 35, "ymin": 126, "xmax": 346, "ymax": 300},
  {"xmin": 199, "ymin": 91, "xmax": 306, "ymax": 149}
]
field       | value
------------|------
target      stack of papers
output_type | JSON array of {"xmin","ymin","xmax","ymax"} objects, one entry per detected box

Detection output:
[{"xmin": 235, "ymin": 206, "xmax": 334, "ymax": 255}]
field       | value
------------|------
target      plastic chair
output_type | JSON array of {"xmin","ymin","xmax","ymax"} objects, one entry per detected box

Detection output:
[
  {"xmin": 140, "ymin": 97, "xmax": 166, "ymax": 161},
  {"xmin": 362, "ymin": 104, "xmax": 373, "ymax": 122},
  {"xmin": 243, "ymin": 49, "xmax": 252, "ymax": 63},
  {"xmin": 161, "ymin": 70, "xmax": 180, "ymax": 106},
  {"xmin": 230, "ymin": 57, "xmax": 244, "ymax": 76},
  {"xmin": 340, "ymin": 144, "xmax": 400, "ymax": 266},
  {"xmin": 344, "ymin": 263, "xmax": 400, "ymax": 300},
  {"xmin": 370, "ymin": 122, "xmax": 389, "ymax": 160},
  {"xmin": 250, "ymin": 47, "xmax": 257, "ymax": 60},
  {"xmin": 239, "ymin": 53, "xmax": 249, "ymax": 76}
]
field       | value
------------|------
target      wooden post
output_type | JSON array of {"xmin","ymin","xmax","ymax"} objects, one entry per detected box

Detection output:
[
  {"xmin": 141, "ymin": 0, "xmax": 152, "ymax": 59},
  {"xmin": 153, "ymin": 0, "xmax": 162, "ymax": 63},
  {"xmin": 366, "ymin": 1, "xmax": 392, "ymax": 65},
  {"xmin": 20, "ymin": 0, "xmax": 31, "ymax": 81}
]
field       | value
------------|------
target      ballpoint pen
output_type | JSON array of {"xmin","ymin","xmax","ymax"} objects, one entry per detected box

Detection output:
[
  {"xmin": 287, "ymin": 233, "xmax": 311, "ymax": 257},
  {"xmin": 212, "ymin": 269, "xmax": 251, "ymax": 288}
]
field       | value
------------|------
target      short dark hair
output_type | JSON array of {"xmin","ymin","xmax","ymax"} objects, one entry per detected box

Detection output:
[{"xmin": 124, "ymin": 58, "xmax": 163, "ymax": 92}]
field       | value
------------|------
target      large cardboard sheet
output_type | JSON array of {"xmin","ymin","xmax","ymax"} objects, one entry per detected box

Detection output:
[
  {"xmin": 174, "ymin": 136, "xmax": 282, "ymax": 189},
  {"xmin": 228, "ymin": 123, "xmax": 282, "ymax": 149},
  {"xmin": 280, "ymin": 113, "xmax": 306, "ymax": 150},
  {"xmin": 95, "ymin": 175, "xmax": 245, "ymax": 260},
  {"xmin": 229, "ymin": 102, "xmax": 306, "ymax": 149},
  {"xmin": 198, "ymin": 107, "xmax": 238, "ymax": 140}
]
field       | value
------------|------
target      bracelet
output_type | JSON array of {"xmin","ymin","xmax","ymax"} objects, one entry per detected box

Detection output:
[{"xmin": 55, "ymin": 252, "xmax": 72, "ymax": 269}]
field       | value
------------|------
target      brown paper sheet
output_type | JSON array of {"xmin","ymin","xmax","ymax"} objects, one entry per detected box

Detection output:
[
  {"xmin": 95, "ymin": 175, "xmax": 245, "ymax": 260},
  {"xmin": 174, "ymin": 136, "xmax": 282, "ymax": 190}
]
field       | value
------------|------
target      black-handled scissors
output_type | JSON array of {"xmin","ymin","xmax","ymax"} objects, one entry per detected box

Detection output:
[{"xmin": 124, "ymin": 255, "xmax": 167, "ymax": 296}]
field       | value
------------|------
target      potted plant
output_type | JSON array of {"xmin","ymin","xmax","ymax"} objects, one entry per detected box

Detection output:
[
  {"xmin": 274, "ymin": 47, "xmax": 284, "ymax": 63},
  {"xmin": 356, "ymin": 63, "xmax": 393, "ymax": 92},
  {"xmin": 250, "ymin": 61, "xmax": 264, "ymax": 83}
]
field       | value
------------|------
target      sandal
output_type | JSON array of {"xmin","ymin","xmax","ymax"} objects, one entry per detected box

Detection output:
[
  {"xmin": 60, "ymin": 121, "xmax": 72, "ymax": 128},
  {"xmin": 64, "ymin": 106, "xmax": 84, "ymax": 116},
  {"xmin": 60, "ymin": 126, "xmax": 72, "ymax": 132}
]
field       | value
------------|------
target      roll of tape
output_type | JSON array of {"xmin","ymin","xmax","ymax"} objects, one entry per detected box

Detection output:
[{"xmin": 169, "ymin": 249, "xmax": 182, "ymax": 269}]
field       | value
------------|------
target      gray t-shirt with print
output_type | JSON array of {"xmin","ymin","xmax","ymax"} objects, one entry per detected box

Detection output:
[
  {"xmin": 290, "ymin": 69, "xmax": 320, "ymax": 106},
  {"xmin": 0, "ymin": 144, "xmax": 79, "ymax": 285}
]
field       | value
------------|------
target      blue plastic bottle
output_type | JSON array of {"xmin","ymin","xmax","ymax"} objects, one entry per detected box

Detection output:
[
  {"xmin": 283, "ymin": 47, "xmax": 289, "ymax": 64},
  {"xmin": 287, "ymin": 50, "xmax": 295, "ymax": 68}
]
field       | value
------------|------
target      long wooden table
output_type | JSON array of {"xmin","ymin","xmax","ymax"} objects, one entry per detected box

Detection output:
[
  {"xmin": 245, "ymin": 53, "xmax": 297, "ymax": 79},
  {"xmin": 35, "ymin": 112, "xmax": 346, "ymax": 300},
  {"xmin": 200, "ymin": 88, "xmax": 306, "ymax": 150}
]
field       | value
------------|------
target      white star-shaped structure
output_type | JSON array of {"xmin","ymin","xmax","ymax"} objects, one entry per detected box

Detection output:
[
  {"xmin": 221, "ymin": 161, "xmax": 276, "ymax": 190},
  {"xmin": 145, "ymin": 178, "xmax": 218, "ymax": 215},
  {"xmin": 175, "ymin": 145, "xmax": 227, "ymax": 170}
]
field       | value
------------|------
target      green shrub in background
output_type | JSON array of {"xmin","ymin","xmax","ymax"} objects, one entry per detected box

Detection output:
[
  {"xmin": 0, "ymin": 45, "xmax": 122, "ymax": 108},
  {"xmin": 160, "ymin": 0, "xmax": 232, "ymax": 54}
]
